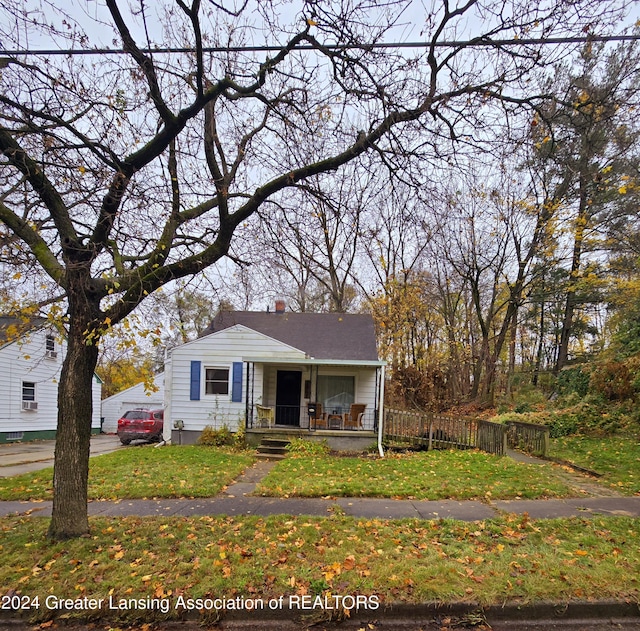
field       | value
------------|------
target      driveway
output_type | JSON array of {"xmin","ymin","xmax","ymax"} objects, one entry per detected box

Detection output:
[{"xmin": 0, "ymin": 434, "xmax": 122, "ymax": 477}]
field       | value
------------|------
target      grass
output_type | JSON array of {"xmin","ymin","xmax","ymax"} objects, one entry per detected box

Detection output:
[
  {"xmin": 550, "ymin": 435, "xmax": 640, "ymax": 495},
  {"xmin": 256, "ymin": 450, "xmax": 575, "ymax": 500},
  {"xmin": 1, "ymin": 513, "xmax": 638, "ymax": 624},
  {"xmin": 0, "ymin": 445, "xmax": 254, "ymax": 501},
  {"xmin": 1, "ymin": 440, "xmax": 637, "ymax": 624}
]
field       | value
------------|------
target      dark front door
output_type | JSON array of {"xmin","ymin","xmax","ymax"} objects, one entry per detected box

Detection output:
[{"xmin": 276, "ymin": 370, "xmax": 302, "ymax": 426}]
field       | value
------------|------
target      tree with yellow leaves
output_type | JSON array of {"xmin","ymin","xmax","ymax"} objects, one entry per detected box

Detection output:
[{"xmin": 0, "ymin": 0, "xmax": 630, "ymax": 539}]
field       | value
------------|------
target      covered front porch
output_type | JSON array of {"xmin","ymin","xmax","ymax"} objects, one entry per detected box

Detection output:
[{"xmin": 242, "ymin": 357, "xmax": 385, "ymax": 434}]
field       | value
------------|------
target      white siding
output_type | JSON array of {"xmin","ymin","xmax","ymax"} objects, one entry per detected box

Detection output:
[
  {"xmin": 101, "ymin": 373, "xmax": 164, "ymax": 433},
  {"xmin": 92, "ymin": 374, "xmax": 103, "ymax": 430},
  {"xmin": 165, "ymin": 324, "xmax": 381, "ymax": 434},
  {"xmin": 0, "ymin": 328, "xmax": 63, "ymax": 434},
  {"xmin": 0, "ymin": 328, "xmax": 102, "ymax": 438},
  {"xmin": 166, "ymin": 325, "xmax": 305, "ymax": 433},
  {"xmin": 163, "ymin": 353, "xmax": 173, "ymax": 441}
]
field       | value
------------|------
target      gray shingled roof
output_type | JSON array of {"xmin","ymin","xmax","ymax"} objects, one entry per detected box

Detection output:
[
  {"xmin": 0, "ymin": 315, "xmax": 46, "ymax": 346},
  {"xmin": 205, "ymin": 311, "xmax": 379, "ymax": 362}
]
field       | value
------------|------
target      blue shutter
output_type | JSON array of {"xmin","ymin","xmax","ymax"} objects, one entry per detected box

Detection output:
[
  {"xmin": 190, "ymin": 361, "xmax": 201, "ymax": 400},
  {"xmin": 231, "ymin": 362, "xmax": 243, "ymax": 402}
]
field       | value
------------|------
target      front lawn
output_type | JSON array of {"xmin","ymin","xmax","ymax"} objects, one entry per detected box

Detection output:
[
  {"xmin": 0, "ymin": 445, "xmax": 254, "ymax": 501},
  {"xmin": 1, "ymin": 513, "xmax": 638, "ymax": 624},
  {"xmin": 256, "ymin": 450, "xmax": 575, "ymax": 500},
  {"xmin": 550, "ymin": 435, "xmax": 640, "ymax": 495}
]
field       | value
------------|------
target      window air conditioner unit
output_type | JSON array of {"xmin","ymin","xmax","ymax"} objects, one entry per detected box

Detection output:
[
  {"xmin": 45, "ymin": 350, "xmax": 58, "ymax": 359},
  {"xmin": 22, "ymin": 401, "xmax": 38, "ymax": 411}
]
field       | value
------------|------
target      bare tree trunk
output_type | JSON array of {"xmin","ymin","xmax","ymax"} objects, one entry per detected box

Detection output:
[
  {"xmin": 555, "ymin": 171, "xmax": 588, "ymax": 373},
  {"xmin": 471, "ymin": 332, "xmax": 489, "ymax": 400},
  {"xmin": 532, "ymin": 297, "xmax": 545, "ymax": 386},
  {"xmin": 506, "ymin": 308, "xmax": 518, "ymax": 396},
  {"xmin": 48, "ymin": 282, "xmax": 100, "ymax": 540}
]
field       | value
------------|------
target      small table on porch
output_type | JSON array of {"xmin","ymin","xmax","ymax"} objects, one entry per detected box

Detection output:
[{"xmin": 327, "ymin": 414, "xmax": 343, "ymax": 430}]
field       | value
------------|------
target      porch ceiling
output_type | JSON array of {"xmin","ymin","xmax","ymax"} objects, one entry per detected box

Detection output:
[{"xmin": 242, "ymin": 357, "xmax": 386, "ymax": 368}]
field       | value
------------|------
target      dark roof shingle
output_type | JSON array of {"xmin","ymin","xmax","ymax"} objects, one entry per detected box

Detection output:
[{"xmin": 205, "ymin": 311, "xmax": 379, "ymax": 361}]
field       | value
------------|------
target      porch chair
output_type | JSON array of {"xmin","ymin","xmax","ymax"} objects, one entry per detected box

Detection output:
[
  {"xmin": 342, "ymin": 403, "xmax": 366, "ymax": 430},
  {"xmin": 309, "ymin": 402, "xmax": 326, "ymax": 429},
  {"xmin": 255, "ymin": 404, "xmax": 274, "ymax": 429}
]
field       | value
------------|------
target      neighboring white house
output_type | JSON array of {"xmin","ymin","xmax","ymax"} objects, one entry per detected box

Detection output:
[
  {"xmin": 101, "ymin": 372, "xmax": 165, "ymax": 433},
  {"xmin": 164, "ymin": 307, "xmax": 386, "ymax": 450},
  {"xmin": 0, "ymin": 316, "xmax": 102, "ymax": 443}
]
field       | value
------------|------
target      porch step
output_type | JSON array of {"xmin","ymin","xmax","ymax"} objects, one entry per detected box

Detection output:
[{"xmin": 256, "ymin": 438, "xmax": 290, "ymax": 460}]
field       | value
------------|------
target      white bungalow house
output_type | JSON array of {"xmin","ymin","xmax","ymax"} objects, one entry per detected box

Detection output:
[
  {"xmin": 0, "ymin": 316, "xmax": 102, "ymax": 443},
  {"xmin": 164, "ymin": 306, "xmax": 386, "ymax": 451},
  {"xmin": 101, "ymin": 372, "xmax": 165, "ymax": 433}
]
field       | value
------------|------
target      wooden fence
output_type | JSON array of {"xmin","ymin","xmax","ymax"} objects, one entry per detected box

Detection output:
[
  {"xmin": 505, "ymin": 420, "xmax": 550, "ymax": 457},
  {"xmin": 383, "ymin": 408, "xmax": 507, "ymax": 455},
  {"xmin": 383, "ymin": 409, "xmax": 550, "ymax": 457},
  {"xmin": 477, "ymin": 419, "xmax": 508, "ymax": 455}
]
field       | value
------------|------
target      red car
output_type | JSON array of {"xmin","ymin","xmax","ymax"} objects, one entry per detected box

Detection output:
[{"xmin": 117, "ymin": 409, "xmax": 164, "ymax": 445}]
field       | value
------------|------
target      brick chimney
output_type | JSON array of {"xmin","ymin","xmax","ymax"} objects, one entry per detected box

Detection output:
[{"xmin": 275, "ymin": 300, "xmax": 286, "ymax": 314}]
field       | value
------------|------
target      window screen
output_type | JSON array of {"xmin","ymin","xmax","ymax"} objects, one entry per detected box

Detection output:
[
  {"xmin": 205, "ymin": 368, "xmax": 229, "ymax": 395},
  {"xmin": 22, "ymin": 382, "xmax": 36, "ymax": 402}
]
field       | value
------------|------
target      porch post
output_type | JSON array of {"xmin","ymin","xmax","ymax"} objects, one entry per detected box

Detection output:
[
  {"xmin": 313, "ymin": 364, "xmax": 319, "ymax": 405},
  {"xmin": 244, "ymin": 362, "xmax": 248, "ymax": 429},
  {"xmin": 245, "ymin": 362, "xmax": 254, "ymax": 429},
  {"xmin": 377, "ymin": 364, "xmax": 385, "ymax": 457}
]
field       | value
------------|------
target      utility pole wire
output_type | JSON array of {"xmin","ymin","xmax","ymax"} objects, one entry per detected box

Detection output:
[{"xmin": 1, "ymin": 33, "xmax": 639, "ymax": 57}]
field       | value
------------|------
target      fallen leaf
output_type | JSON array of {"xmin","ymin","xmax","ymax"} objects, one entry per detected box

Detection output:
[{"xmin": 343, "ymin": 555, "xmax": 356, "ymax": 570}]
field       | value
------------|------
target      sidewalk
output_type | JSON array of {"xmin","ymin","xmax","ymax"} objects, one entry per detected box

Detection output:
[
  {"xmin": 2, "ymin": 458, "xmax": 640, "ymax": 521},
  {"xmin": 2, "ymin": 454, "xmax": 640, "ymax": 630}
]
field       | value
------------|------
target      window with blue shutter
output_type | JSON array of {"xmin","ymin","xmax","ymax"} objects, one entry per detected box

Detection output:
[
  {"xmin": 190, "ymin": 361, "xmax": 201, "ymax": 400},
  {"xmin": 205, "ymin": 368, "xmax": 229, "ymax": 394},
  {"xmin": 231, "ymin": 362, "xmax": 243, "ymax": 402}
]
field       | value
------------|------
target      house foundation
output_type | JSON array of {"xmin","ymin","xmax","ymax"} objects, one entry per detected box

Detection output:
[
  {"xmin": 171, "ymin": 427, "xmax": 378, "ymax": 452},
  {"xmin": 246, "ymin": 427, "xmax": 377, "ymax": 453}
]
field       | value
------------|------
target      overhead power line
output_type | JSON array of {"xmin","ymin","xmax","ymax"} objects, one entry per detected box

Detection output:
[{"xmin": 0, "ymin": 33, "xmax": 639, "ymax": 57}]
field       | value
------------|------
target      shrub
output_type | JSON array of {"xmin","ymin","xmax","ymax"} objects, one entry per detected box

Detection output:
[
  {"xmin": 197, "ymin": 424, "xmax": 234, "ymax": 447},
  {"xmin": 547, "ymin": 410, "xmax": 580, "ymax": 438},
  {"xmin": 589, "ymin": 361, "xmax": 635, "ymax": 401},
  {"xmin": 232, "ymin": 422, "xmax": 247, "ymax": 449},
  {"xmin": 286, "ymin": 437, "xmax": 330, "ymax": 457},
  {"xmin": 556, "ymin": 366, "xmax": 590, "ymax": 397}
]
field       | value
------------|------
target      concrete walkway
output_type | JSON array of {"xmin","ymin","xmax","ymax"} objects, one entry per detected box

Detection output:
[
  {"xmin": 0, "ymin": 434, "xmax": 123, "ymax": 477},
  {"xmin": 1, "ymin": 455, "xmax": 640, "ymax": 521}
]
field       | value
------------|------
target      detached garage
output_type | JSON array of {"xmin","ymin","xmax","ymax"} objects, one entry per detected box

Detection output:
[{"xmin": 101, "ymin": 373, "xmax": 164, "ymax": 433}]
